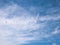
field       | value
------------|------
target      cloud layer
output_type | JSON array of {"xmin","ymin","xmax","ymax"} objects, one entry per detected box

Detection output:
[
  {"xmin": 0, "ymin": 4, "xmax": 46, "ymax": 45},
  {"xmin": 0, "ymin": 3, "xmax": 60, "ymax": 45}
]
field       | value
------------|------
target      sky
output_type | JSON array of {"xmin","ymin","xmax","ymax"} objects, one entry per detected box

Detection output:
[{"xmin": 0, "ymin": 0, "xmax": 60, "ymax": 45}]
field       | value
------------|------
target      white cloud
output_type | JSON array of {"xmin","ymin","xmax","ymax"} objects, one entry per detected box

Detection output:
[
  {"xmin": 52, "ymin": 43, "xmax": 56, "ymax": 45},
  {"xmin": 51, "ymin": 30, "xmax": 60, "ymax": 35},
  {"xmin": 51, "ymin": 27, "xmax": 60, "ymax": 35},
  {"xmin": 0, "ymin": 4, "xmax": 47, "ymax": 45},
  {"xmin": 0, "ymin": 3, "xmax": 60, "ymax": 45},
  {"xmin": 39, "ymin": 15, "xmax": 60, "ymax": 21}
]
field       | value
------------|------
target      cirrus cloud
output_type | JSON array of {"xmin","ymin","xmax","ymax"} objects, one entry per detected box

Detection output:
[{"xmin": 0, "ymin": 3, "xmax": 60, "ymax": 45}]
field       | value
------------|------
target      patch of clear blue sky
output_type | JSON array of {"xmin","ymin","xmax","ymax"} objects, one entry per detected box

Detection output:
[{"xmin": 0, "ymin": 0, "xmax": 60, "ymax": 45}]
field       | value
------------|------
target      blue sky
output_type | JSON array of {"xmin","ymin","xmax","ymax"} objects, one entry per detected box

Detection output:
[{"xmin": 0, "ymin": 0, "xmax": 60, "ymax": 45}]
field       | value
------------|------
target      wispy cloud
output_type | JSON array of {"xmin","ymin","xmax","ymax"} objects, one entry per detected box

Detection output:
[
  {"xmin": 39, "ymin": 15, "xmax": 60, "ymax": 21},
  {"xmin": 0, "ymin": 4, "xmax": 47, "ymax": 45},
  {"xmin": 0, "ymin": 3, "xmax": 60, "ymax": 45},
  {"xmin": 51, "ymin": 27, "xmax": 60, "ymax": 35},
  {"xmin": 52, "ymin": 43, "xmax": 56, "ymax": 45}
]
